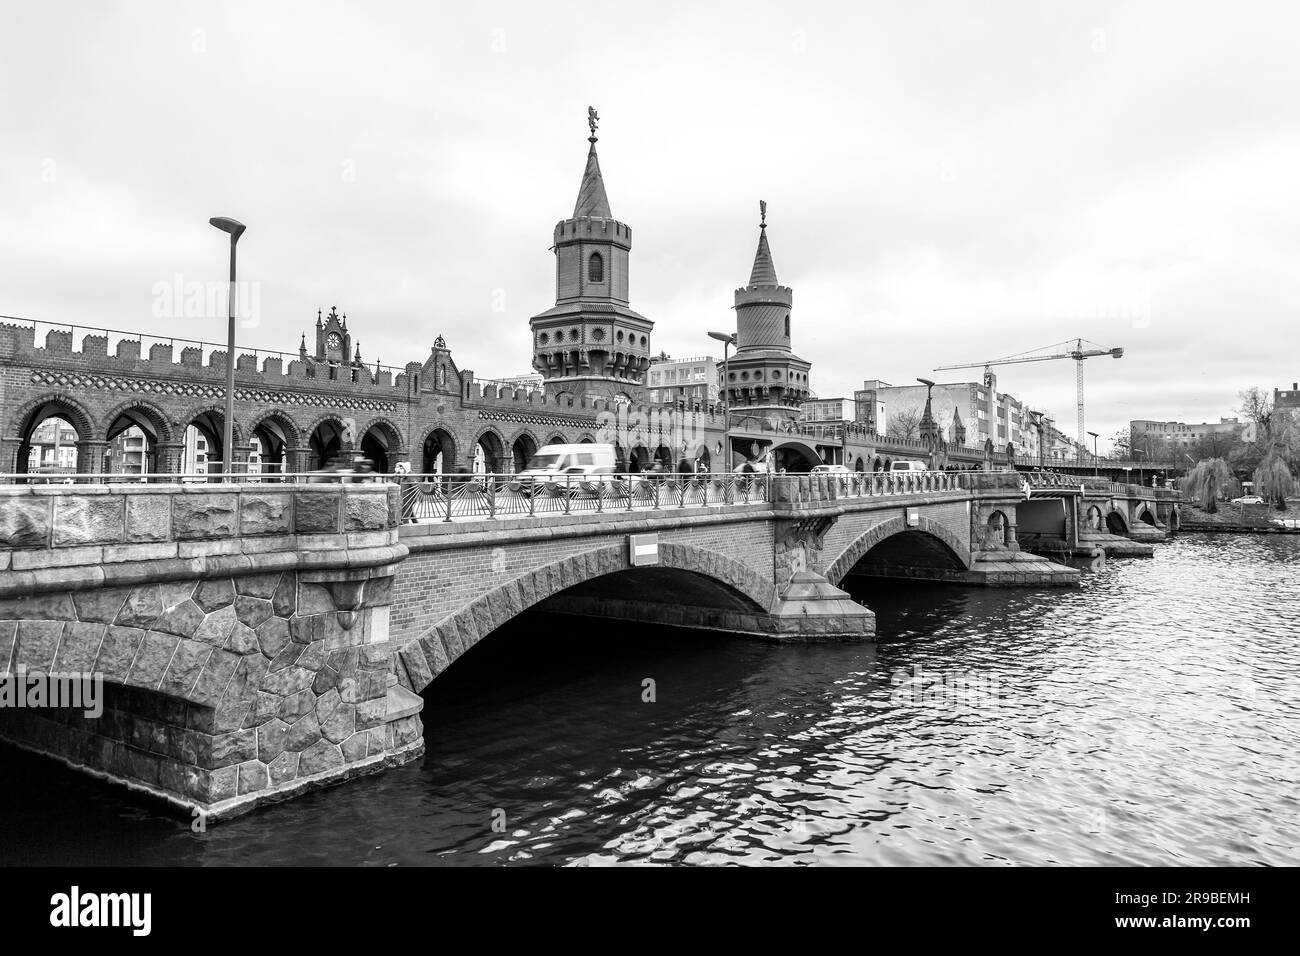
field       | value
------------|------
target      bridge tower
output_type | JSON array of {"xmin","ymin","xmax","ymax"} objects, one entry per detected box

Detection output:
[
  {"xmin": 529, "ymin": 110, "xmax": 653, "ymax": 402},
  {"xmin": 723, "ymin": 204, "xmax": 812, "ymax": 422}
]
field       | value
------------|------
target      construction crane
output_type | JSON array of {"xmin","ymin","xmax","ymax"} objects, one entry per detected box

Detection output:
[{"xmin": 934, "ymin": 338, "xmax": 1124, "ymax": 447}]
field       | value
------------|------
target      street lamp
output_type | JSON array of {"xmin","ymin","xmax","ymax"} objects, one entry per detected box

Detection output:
[
  {"xmin": 916, "ymin": 377, "xmax": 936, "ymax": 468},
  {"xmin": 1087, "ymin": 430, "xmax": 1098, "ymax": 477},
  {"xmin": 210, "ymin": 217, "xmax": 246, "ymax": 479},
  {"xmin": 1133, "ymin": 448, "xmax": 1146, "ymax": 486},
  {"xmin": 708, "ymin": 330, "xmax": 737, "ymax": 471}
]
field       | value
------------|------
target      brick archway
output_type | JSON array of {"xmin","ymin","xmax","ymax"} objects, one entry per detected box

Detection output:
[
  {"xmin": 102, "ymin": 399, "xmax": 176, "ymax": 445},
  {"xmin": 824, "ymin": 516, "xmax": 972, "ymax": 585},
  {"xmin": 397, "ymin": 542, "xmax": 776, "ymax": 692}
]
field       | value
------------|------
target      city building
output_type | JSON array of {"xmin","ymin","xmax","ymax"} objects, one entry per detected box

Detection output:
[
  {"xmin": 801, "ymin": 397, "xmax": 855, "ymax": 423},
  {"xmin": 647, "ymin": 353, "xmax": 718, "ymax": 404},
  {"xmin": 1272, "ymin": 383, "xmax": 1300, "ymax": 412},
  {"xmin": 1131, "ymin": 418, "xmax": 1247, "ymax": 449},
  {"xmin": 858, "ymin": 373, "xmax": 1032, "ymax": 448},
  {"xmin": 496, "ymin": 373, "xmax": 544, "ymax": 392},
  {"xmin": 24, "ymin": 417, "xmax": 79, "ymax": 472}
]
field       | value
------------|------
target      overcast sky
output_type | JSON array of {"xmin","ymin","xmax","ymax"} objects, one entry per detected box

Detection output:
[{"xmin": 3, "ymin": 0, "xmax": 1298, "ymax": 451}]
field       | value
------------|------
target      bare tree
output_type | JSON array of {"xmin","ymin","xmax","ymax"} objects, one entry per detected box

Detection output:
[{"xmin": 888, "ymin": 407, "xmax": 923, "ymax": 440}]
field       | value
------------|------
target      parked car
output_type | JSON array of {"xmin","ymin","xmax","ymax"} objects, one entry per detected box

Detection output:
[
  {"xmin": 1231, "ymin": 495, "xmax": 1265, "ymax": 505},
  {"xmin": 812, "ymin": 464, "xmax": 852, "ymax": 475}
]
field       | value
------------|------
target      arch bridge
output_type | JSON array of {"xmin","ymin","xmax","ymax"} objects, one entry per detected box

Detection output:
[{"xmin": 0, "ymin": 469, "xmax": 1177, "ymax": 819}]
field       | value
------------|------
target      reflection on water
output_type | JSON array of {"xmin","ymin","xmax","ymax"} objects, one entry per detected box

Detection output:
[{"xmin": 1, "ymin": 533, "xmax": 1297, "ymax": 866}]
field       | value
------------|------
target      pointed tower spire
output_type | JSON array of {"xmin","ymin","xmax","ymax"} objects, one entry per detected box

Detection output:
[
  {"xmin": 748, "ymin": 202, "xmax": 779, "ymax": 286},
  {"xmin": 951, "ymin": 405, "xmax": 967, "ymax": 445},
  {"xmin": 573, "ymin": 106, "xmax": 612, "ymax": 218}
]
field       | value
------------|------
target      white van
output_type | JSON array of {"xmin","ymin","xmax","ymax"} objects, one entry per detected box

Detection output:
[
  {"xmin": 517, "ymin": 443, "xmax": 617, "ymax": 479},
  {"xmin": 889, "ymin": 460, "xmax": 928, "ymax": 473}
]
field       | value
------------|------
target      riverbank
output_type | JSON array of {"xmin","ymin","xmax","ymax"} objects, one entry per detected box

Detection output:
[{"xmin": 1180, "ymin": 501, "xmax": 1300, "ymax": 533}]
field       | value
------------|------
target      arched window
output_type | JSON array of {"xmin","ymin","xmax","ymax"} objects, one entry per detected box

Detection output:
[
  {"xmin": 784, "ymin": 314, "xmax": 790, "ymax": 337},
  {"xmin": 588, "ymin": 252, "xmax": 604, "ymax": 283}
]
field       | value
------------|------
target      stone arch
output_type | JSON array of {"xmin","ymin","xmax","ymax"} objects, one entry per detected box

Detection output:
[
  {"xmin": 985, "ymin": 508, "xmax": 1012, "ymax": 549},
  {"xmin": 1105, "ymin": 509, "xmax": 1129, "ymax": 534},
  {"xmin": 397, "ymin": 542, "xmax": 776, "ymax": 693},
  {"xmin": 419, "ymin": 426, "xmax": 457, "ymax": 474},
  {"xmin": 1168, "ymin": 506, "xmax": 1181, "ymax": 531},
  {"xmin": 825, "ymin": 516, "xmax": 972, "ymax": 585},
  {"xmin": 1085, "ymin": 504, "xmax": 1104, "ymax": 532},
  {"xmin": 358, "ymin": 416, "xmax": 405, "ymax": 472},
  {"xmin": 854, "ymin": 456, "xmax": 865, "ymax": 473},
  {"xmin": 471, "ymin": 426, "xmax": 507, "ymax": 474},
  {"xmin": 545, "ymin": 432, "xmax": 568, "ymax": 446},
  {"xmin": 576, "ymin": 433, "xmax": 597, "ymax": 444},
  {"xmin": 1137, "ymin": 506, "xmax": 1157, "ymax": 526}
]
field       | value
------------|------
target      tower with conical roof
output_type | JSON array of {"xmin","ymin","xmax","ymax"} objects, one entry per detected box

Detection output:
[
  {"xmin": 722, "ymin": 203, "xmax": 811, "ymax": 418},
  {"xmin": 530, "ymin": 108, "xmax": 653, "ymax": 400}
]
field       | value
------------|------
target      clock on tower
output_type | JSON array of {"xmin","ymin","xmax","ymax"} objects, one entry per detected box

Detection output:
[{"xmin": 314, "ymin": 306, "xmax": 351, "ymax": 363}]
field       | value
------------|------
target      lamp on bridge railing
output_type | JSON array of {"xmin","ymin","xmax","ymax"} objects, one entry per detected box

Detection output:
[
  {"xmin": 708, "ymin": 330, "xmax": 738, "ymax": 468},
  {"xmin": 209, "ymin": 216, "xmax": 247, "ymax": 480},
  {"xmin": 1087, "ymin": 430, "xmax": 1099, "ymax": 478}
]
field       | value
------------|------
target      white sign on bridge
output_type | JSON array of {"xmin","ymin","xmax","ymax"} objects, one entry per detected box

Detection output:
[{"xmin": 629, "ymin": 533, "xmax": 660, "ymax": 566}]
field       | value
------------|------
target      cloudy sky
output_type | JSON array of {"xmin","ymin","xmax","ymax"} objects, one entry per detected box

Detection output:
[{"xmin": 3, "ymin": 0, "xmax": 1298, "ymax": 450}]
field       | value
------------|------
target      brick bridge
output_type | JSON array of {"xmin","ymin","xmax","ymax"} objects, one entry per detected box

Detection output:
[{"xmin": 0, "ymin": 471, "xmax": 1177, "ymax": 819}]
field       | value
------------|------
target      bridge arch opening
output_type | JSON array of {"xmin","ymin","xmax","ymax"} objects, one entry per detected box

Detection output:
[
  {"xmin": 1085, "ymin": 505, "xmax": 1103, "ymax": 532},
  {"xmin": 511, "ymin": 432, "xmax": 539, "ymax": 473},
  {"xmin": 1168, "ymin": 507, "xmax": 1181, "ymax": 531},
  {"xmin": 769, "ymin": 439, "xmax": 820, "ymax": 473},
  {"xmin": 249, "ymin": 411, "xmax": 299, "ymax": 476},
  {"xmin": 826, "ymin": 517, "xmax": 972, "ymax": 589},
  {"xmin": 105, "ymin": 404, "xmax": 171, "ymax": 478},
  {"xmin": 309, "ymin": 419, "xmax": 346, "ymax": 470},
  {"xmin": 1137, "ymin": 507, "xmax": 1156, "ymax": 527},
  {"xmin": 359, "ymin": 420, "xmax": 403, "ymax": 473},
  {"xmin": 422, "ymin": 428, "xmax": 456, "ymax": 473},
  {"xmin": 400, "ymin": 545, "xmax": 775, "ymax": 693},
  {"xmin": 472, "ymin": 430, "xmax": 506, "ymax": 474},
  {"xmin": 184, "ymin": 409, "xmax": 228, "ymax": 474},
  {"xmin": 14, "ymin": 408, "xmax": 86, "ymax": 476},
  {"xmin": 1105, "ymin": 510, "xmax": 1129, "ymax": 534}
]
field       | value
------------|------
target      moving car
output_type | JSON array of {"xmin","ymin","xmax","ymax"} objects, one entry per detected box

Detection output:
[
  {"xmin": 1231, "ymin": 495, "xmax": 1265, "ymax": 505},
  {"xmin": 517, "ymin": 443, "xmax": 617, "ymax": 479},
  {"xmin": 812, "ymin": 464, "xmax": 853, "ymax": 475},
  {"xmin": 889, "ymin": 460, "xmax": 928, "ymax": 473}
]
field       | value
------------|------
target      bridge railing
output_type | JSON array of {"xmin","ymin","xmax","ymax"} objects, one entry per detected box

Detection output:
[{"xmin": 0, "ymin": 468, "xmax": 1030, "ymax": 524}]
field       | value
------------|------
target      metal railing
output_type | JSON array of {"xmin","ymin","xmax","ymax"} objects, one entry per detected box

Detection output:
[{"xmin": 397, "ymin": 469, "xmax": 982, "ymax": 522}]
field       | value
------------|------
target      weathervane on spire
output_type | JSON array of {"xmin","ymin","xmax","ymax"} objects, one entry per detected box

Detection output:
[
  {"xmin": 760, "ymin": 199, "xmax": 767, "ymax": 228},
  {"xmin": 587, "ymin": 106, "xmax": 599, "ymax": 142}
]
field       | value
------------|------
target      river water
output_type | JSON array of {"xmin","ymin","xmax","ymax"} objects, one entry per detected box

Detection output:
[{"xmin": 2, "ymin": 533, "xmax": 1296, "ymax": 866}]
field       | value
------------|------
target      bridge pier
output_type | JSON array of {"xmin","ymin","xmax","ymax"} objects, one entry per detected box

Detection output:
[{"xmin": 0, "ymin": 482, "xmax": 421, "ymax": 821}]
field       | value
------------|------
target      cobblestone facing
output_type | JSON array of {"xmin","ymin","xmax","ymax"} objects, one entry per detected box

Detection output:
[{"xmin": 0, "ymin": 568, "xmax": 403, "ymax": 810}]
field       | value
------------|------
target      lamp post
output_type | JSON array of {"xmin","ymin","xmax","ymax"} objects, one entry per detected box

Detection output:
[
  {"xmin": 1133, "ymin": 448, "xmax": 1146, "ymax": 486},
  {"xmin": 209, "ymin": 217, "xmax": 246, "ymax": 479},
  {"xmin": 916, "ymin": 377, "xmax": 936, "ymax": 469},
  {"xmin": 708, "ymin": 330, "xmax": 737, "ymax": 471},
  {"xmin": 1087, "ymin": 430, "xmax": 1098, "ymax": 477}
]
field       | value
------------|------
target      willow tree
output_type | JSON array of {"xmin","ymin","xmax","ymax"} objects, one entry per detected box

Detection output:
[
  {"xmin": 1254, "ymin": 452, "xmax": 1295, "ymax": 511},
  {"xmin": 1184, "ymin": 458, "xmax": 1233, "ymax": 513}
]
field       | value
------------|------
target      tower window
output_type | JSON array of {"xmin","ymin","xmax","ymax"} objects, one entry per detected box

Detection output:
[
  {"xmin": 588, "ymin": 253, "xmax": 604, "ymax": 283},
  {"xmin": 784, "ymin": 314, "xmax": 790, "ymax": 337}
]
